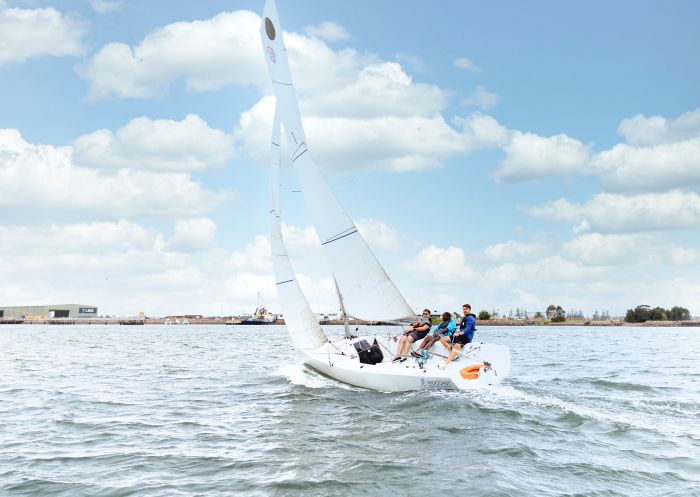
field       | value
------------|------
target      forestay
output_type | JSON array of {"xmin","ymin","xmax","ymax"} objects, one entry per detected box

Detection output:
[
  {"xmin": 269, "ymin": 108, "xmax": 327, "ymax": 350},
  {"xmin": 260, "ymin": 0, "xmax": 415, "ymax": 322}
]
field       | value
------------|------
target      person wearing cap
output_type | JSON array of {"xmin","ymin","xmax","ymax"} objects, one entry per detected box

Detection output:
[{"xmin": 393, "ymin": 308, "xmax": 432, "ymax": 362}]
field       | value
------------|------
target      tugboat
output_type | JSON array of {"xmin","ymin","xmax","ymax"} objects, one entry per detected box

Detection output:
[{"xmin": 239, "ymin": 293, "xmax": 278, "ymax": 325}]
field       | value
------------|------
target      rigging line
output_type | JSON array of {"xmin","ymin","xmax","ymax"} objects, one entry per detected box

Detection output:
[
  {"xmin": 276, "ymin": 279, "xmax": 294, "ymax": 285},
  {"xmin": 292, "ymin": 148, "xmax": 307, "ymax": 162},
  {"xmin": 327, "ymin": 339, "xmax": 346, "ymax": 356},
  {"xmin": 291, "ymin": 141, "xmax": 305, "ymax": 157},
  {"xmin": 321, "ymin": 228, "xmax": 358, "ymax": 246},
  {"xmin": 377, "ymin": 339, "xmax": 396, "ymax": 359},
  {"xmin": 271, "ymin": 141, "xmax": 279, "ymax": 146}
]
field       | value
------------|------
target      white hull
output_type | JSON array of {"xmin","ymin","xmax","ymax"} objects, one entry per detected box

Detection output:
[{"xmin": 298, "ymin": 336, "xmax": 510, "ymax": 392}]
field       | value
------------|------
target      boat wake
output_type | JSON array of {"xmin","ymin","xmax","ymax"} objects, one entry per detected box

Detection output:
[
  {"xmin": 275, "ymin": 363, "xmax": 358, "ymax": 391},
  {"xmin": 460, "ymin": 384, "xmax": 700, "ymax": 439}
]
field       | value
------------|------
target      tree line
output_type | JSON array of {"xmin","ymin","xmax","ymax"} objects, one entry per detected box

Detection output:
[
  {"xmin": 625, "ymin": 305, "xmax": 691, "ymax": 323},
  {"xmin": 471, "ymin": 304, "xmax": 692, "ymax": 323}
]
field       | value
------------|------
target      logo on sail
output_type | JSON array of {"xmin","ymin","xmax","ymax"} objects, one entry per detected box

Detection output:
[{"xmin": 267, "ymin": 46, "xmax": 276, "ymax": 64}]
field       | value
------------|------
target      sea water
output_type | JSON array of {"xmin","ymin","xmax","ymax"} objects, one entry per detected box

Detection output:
[{"xmin": 0, "ymin": 325, "xmax": 698, "ymax": 497}]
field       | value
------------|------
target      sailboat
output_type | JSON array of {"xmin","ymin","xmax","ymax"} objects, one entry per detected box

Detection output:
[{"xmin": 261, "ymin": 0, "xmax": 510, "ymax": 391}]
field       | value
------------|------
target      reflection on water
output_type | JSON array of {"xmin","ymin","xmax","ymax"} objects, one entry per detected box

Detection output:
[{"xmin": 1, "ymin": 325, "xmax": 699, "ymax": 496}]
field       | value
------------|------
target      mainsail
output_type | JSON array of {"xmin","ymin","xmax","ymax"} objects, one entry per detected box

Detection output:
[
  {"xmin": 260, "ymin": 0, "xmax": 415, "ymax": 322},
  {"xmin": 269, "ymin": 108, "xmax": 327, "ymax": 350}
]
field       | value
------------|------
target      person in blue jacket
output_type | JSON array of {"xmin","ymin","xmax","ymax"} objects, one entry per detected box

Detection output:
[
  {"xmin": 413, "ymin": 311, "xmax": 456, "ymax": 356},
  {"xmin": 445, "ymin": 304, "xmax": 477, "ymax": 366}
]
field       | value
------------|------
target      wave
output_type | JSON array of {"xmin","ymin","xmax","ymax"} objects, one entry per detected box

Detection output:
[
  {"xmin": 274, "ymin": 363, "xmax": 358, "ymax": 391},
  {"xmin": 590, "ymin": 379, "xmax": 654, "ymax": 392},
  {"xmin": 463, "ymin": 384, "xmax": 700, "ymax": 439}
]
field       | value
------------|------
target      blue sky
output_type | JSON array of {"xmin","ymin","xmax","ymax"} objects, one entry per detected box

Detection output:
[{"xmin": 1, "ymin": 0, "xmax": 699, "ymax": 317}]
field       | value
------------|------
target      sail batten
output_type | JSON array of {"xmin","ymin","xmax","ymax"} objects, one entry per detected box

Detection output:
[{"xmin": 261, "ymin": 0, "xmax": 415, "ymax": 322}]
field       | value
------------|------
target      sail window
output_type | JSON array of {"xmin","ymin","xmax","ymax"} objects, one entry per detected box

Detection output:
[{"xmin": 265, "ymin": 18, "xmax": 276, "ymax": 40}]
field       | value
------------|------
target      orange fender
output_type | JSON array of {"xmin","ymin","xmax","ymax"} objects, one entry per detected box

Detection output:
[{"xmin": 459, "ymin": 363, "xmax": 484, "ymax": 380}]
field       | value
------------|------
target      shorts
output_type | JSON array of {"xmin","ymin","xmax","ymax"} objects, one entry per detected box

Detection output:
[
  {"xmin": 451, "ymin": 334, "xmax": 470, "ymax": 346},
  {"xmin": 407, "ymin": 330, "xmax": 429, "ymax": 341}
]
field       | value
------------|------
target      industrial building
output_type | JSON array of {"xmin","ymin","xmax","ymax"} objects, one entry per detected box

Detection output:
[{"xmin": 0, "ymin": 304, "xmax": 98, "ymax": 318}]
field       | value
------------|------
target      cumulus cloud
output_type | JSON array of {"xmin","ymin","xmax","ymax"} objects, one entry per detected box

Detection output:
[
  {"xmin": 592, "ymin": 125, "xmax": 700, "ymax": 192},
  {"xmin": 356, "ymin": 218, "xmax": 400, "ymax": 251},
  {"xmin": 453, "ymin": 57, "xmax": 481, "ymax": 73},
  {"xmin": 618, "ymin": 108, "xmax": 700, "ymax": 146},
  {"xmin": 483, "ymin": 240, "xmax": 550, "ymax": 262},
  {"xmin": 237, "ymin": 97, "xmax": 507, "ymax": 173},
  {"xmin": 460, "ymin": 86, "xmax": 500, "ymax": 109},
  {"xmin": 73, "ymin": 114, "xmax": 235, "ymax": 171},
  {"xmin": 79, "ymin": 9, "xmax": 520, "ymax": 175},
  {"xmin": 228, "ymin": 234, "xmax": 271, "ymax": 272},
  {"xmin": 301, "ymin": 61, "xmax": 447, "ymax": 119},
  {"xmin": 0, "ymin": 220, "xmax": 324, "ymax": 316},
  {"xmin": 0, "ymin": 3, "xmax": 84, "ymax": 65},
  {"xmin": 404, "ymin": 245, "xmax": 477, "ymax": 284},
  {"xmin": 491, "ymin": 108, "xmax": 700, "ymax": 187},
  {"xmin": 304, "ymin": 21, "xmax": 351, "ymax": 42},
  {"xmin": 79, "ymin": 11, "xmax": 265, "ymax": 99},
  {"xmin": 563, "ymin": 233, "xmax": 697, "ymax": 266},
  {"xmin": 525, "ymin": 191, "xmax": 700, "ymax": 233},
  {"xmin": 494, "ymin": 131, "xmax": 590, "ymax": 182},
  {"xmin": 485, "ymin": 255, "xmax": 605, "ymax": 284},
  {"xmin": 0, "ymin": 220, "xmax": 159, "ymax": 254},
  {"xmin": 168, "ymin": 217, "xmax": 217, "ymax": 252},
  {"xmin": 0, "ymin": 129, "xmax": 230, "ymax": 221},
  {"xmin": 89, "ymin": 0, "xmax": 121, "ymax": 14},
  {"xmin": 281, "ymin": 223, "xmax": 320, "ymax": 249}
]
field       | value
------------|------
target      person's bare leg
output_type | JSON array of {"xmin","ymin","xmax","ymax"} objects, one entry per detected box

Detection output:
[
  {"xmin": 406, "ymin": 336, "xmax": 417, "ymax": 355},
  {"xmin": 425, "ymin": 335, "xmax": 440, "ymax": 351},
  {"xmin": 403, "ymin": 336, "xmax": 415, "ymax": 356},
  {"xmin": 445, "ymin": 344, "xmax": 462, "ymax": 365},
  {"xmin": 396, "ymin": 335, "xmax": 407, "ymax": 356}
]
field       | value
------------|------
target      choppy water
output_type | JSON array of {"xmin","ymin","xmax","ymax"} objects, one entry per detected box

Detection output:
[{"xmin": 1, "ymin": 325, "xmax": 699, "ymax": 497}]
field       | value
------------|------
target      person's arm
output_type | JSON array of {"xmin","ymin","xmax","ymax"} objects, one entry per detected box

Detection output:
[{"xmin": 463, "ymin": 317, "xmax": 475, "ymax": 338}]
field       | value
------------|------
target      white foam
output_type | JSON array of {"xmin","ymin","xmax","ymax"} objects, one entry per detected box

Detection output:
[
  {"xmin": 274, "ymin": 363, "xmax": 358, "ymax": 390},
  {"xmin": 472, "ymin": 384, "xmax": 700, "ymax": 438}
]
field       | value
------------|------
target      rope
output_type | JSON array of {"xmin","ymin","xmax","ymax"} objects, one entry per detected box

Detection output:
[
  {"xmin": 326, "ymin": 338, "xmax": 346, "ymax": 356},
  {"xmin": 377, "ymin": 339, "xmax": 396, "ymax": 358}
]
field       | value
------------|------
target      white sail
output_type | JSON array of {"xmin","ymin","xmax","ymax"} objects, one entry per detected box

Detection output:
[
  {"xmin": 269, "ymin": 107, "xmax": 327, "ymax": 350},
  {"xmin": 260, "ymin": 0, "xmax": 415, "ymax": 322}
]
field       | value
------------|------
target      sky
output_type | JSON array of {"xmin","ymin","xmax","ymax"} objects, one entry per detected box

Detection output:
[{"xmin": 1, "ymin": 0, "xmax": 699, "ymax": 318}]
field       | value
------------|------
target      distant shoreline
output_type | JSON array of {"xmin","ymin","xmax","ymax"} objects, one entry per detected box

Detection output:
[{"xmin": 1, "ymin": 318, "xmax": 699, "ymax": 327}]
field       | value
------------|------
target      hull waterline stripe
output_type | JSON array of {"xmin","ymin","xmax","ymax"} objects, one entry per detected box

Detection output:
[{"xmin": 321, "ymin": 228, "xmax": 358, "ymax": 246}]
